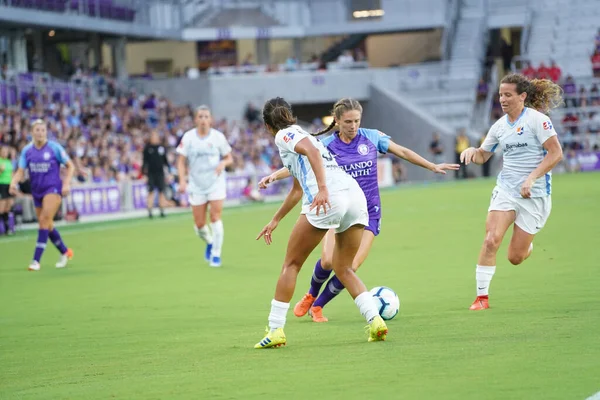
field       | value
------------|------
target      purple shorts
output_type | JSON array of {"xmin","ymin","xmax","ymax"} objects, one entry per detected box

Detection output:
[
  {"xmin": 365, "ymin": 218, "xmax": 381, "ymax": 236},
  {"xmin": 33, "ymin": 186, "xmax": 62, "ymax": 208}
]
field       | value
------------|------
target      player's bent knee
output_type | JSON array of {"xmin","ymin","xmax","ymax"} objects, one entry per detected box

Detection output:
[
  {"xmin": 38, "ymin": 216, "xmax": 53, "ymax": 230},
  {"xmin": 321, "ymin": 257, "xmax": 333, "ymax": 270},
  {"xmin": 508, "ymin": 253, "xmax": 525, "ymax": 265},
  {"xmin": 282, "ymin": 260, "xmax": 302, "ymax": 274},
  {"xmin": 483, "ymin": 234, "xmax": 502, "ymax": 253}
]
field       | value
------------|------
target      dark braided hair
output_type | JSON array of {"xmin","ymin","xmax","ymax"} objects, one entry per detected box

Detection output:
[
  {"xmin": 312, "ymin": 98, "xmax": 363, "ymax": 136},
  {"xmin": 262, "ymin": 97, "xmax": 297, "ymax": 131}
]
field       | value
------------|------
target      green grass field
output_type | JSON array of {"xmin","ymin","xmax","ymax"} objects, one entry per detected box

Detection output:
[{"xmin": 1, "ymin": 173, "xmax": 599, "ymax": 400}]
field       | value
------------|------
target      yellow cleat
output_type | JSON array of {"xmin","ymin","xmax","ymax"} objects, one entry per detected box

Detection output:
[
  {"xmin": 254, "ymin": 327, "xmax": 287, "ymax": 349},
  {"xmin": 366, "ymin": 315, "xmax": 388, "ymax": 342}
]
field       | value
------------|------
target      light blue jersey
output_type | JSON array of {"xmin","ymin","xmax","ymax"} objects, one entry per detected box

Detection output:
[
  {"xmin": 274, "ymin": 125, "xmax": 351, "ymax": 207},
  {"xmin": 481, "ymin": 108, "xmax": 558, "ymax": 197}
]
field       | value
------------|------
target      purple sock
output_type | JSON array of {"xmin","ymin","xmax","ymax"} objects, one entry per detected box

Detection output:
[
  {"xmin": 48, "ymin": 228, "xmax": 68, "ymax": 254},
  {"xmin": 8, "ymin": 212, "xmax": 15, "ymax": 233},
  {"xmin": 308, "ymin": 259, "xmax": 332, "ymax": 297},
  {"xmin": 314, "ymin": 275, "xmax": 345, "ymax": 308},
  {"xmin": 0, "ymin": 216, "xmax": 5, "ymax": 235},
  {"xmin": 49, "ymin": 229, "xmax": 68, "ymax": 254},
  {"xmin": 33, "ymin": 229, "xmax": 49, "ymax": 263}
]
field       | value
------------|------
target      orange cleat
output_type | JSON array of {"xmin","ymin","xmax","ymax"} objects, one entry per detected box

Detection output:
[
  {"xmin": 293, "ymin": 293, "xmax": 316, "ymax": 317},
  {"xmin": 469, "ymin": 296, "xmax": 489, "ymax": 310},
  {"xmin": 309, "ymin": 306, "xmax": 328, "ymax": 323},
  {"xmin": 65, "ymin": 248, "xmax": 74, "ymax": 260}
]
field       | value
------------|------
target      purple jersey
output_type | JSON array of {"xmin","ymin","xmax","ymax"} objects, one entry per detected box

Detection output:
[
  {"xmin": 18, "ymin": 141, "xmax": 70, "ymax": 196},
  {"xmin": 321, "ymin": 128, "xmax": 390, "ymax": 220}
]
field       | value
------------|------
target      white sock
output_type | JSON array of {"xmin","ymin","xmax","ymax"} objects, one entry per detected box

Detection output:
[
  {"xmin": 476, "ymin": 265, "xmax": 496, "ymax": 296},
  {"xmin": 354, "ymin": 291, "xmax": 380, "ymax": 323},
  {"xmin": 210, "ymin": 220, "xmax": 224, "ymax": 257},
  {"xmin": 194, "ymin": 225, "xmax": 213, "ymax": 244},
  {"xmin": 268, "ymin": 299, "xmax": 290, "ymax": 331}
]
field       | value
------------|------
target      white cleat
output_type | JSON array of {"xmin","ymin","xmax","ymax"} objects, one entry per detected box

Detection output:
[
  {"xmin": 56, "ymin": 254, "xmax": 69, "ymax": 268},
  {"xmin": 28, "ymin": 261, "xmax": 41, "ymax": 271}
]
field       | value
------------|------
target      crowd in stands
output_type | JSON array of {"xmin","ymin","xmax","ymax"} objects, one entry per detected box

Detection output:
[{"xmin": 0, "ymin": 90, "xmax": 289, "ymax": 192}]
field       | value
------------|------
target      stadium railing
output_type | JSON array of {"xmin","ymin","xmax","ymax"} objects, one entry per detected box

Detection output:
[{"xmin": 0, "ymin": 72, "xmax": 100, "ymax": 108}]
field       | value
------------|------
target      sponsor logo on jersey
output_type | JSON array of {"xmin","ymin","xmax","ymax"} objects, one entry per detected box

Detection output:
[
  {"xmin": 505, "ymin": 142, "xmax": 528, "ymax": 151},
  {"xmin": 342, "ymin": 160, "xmax": 373, "ymax": 177},
  {"xmin": 543, "ymin": 121, "xmax": 553, "ymax": 130},
  {"xmin": 283, "ymin": 132, "xmax": 295, "ymax": 143}
]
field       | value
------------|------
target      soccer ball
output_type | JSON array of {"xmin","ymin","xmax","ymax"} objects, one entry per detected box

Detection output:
[{"xmin": 370, "ymin": 286, "xmax": 400, "ymax": 321}]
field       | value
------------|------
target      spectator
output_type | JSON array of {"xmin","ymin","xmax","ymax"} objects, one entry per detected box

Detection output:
[
  {"xmin": 591, "ymin": 49, "xmax": 600, "ymax": 78},
  {"xmin": 590, "ymin": 83, "xmax": 599, "ymax": 105},
  {"xmin": 562, "ymin": 75, "xmax": 577, "ymax": 108},
  {"xmin": 578, "ymin": 86, "xmax": 588, "ymax": 108},
  {"xmin": 562, "ymin": 113, "xmax": 579, "ymax": 135},
  {"xmin": 521, "ymin": 61, "xmax": 537, "ymax": 78},
  {"xmin": 536, "ymin": 62, "xmax": 550, "ymax": 80},
  {"xmin": 244, "ymin": 102, "xmax": 260, "ymax": 126},
  {"xmin": 337, "ymin": 50, "xmax": 355, "ymax": 67},
  {"xmin": 454, "ymin": 129, "xmax": 470, "ymax": 179},
  {"xmin": 548, "ymin": 61, "xmax": 562, "ymax": 83},
  {"xmin": 477, "ymin": 78, "xmax": 488, "ymax": 102}
]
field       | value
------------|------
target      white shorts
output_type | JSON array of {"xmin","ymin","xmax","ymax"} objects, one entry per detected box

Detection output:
[
  {"xmin": 302, "ymin": 180, "xmax": 368, "ymax": 233},
  {"xmin": 188, "ymin": 185, "xmax": 226, "ymax": 206},
  {"xmin": 488, "ymin": 186, "xmax": 552, "ymax": 235}
]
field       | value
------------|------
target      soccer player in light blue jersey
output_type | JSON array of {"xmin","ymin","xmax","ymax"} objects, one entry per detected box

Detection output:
[
  {"xmin": 254, "ymin": 97, "xmax": 388, "ymax": 348},
  {"xmin": 261, "ymin": 98, "xmax": 459, "ymax": 322},
  {"xmin": 9, "ymin": 120, "xmax": 75, "ymax": 271},
  {"xmin": 460, "ymin": 74, "xmax": 564, "ymax": 310}
]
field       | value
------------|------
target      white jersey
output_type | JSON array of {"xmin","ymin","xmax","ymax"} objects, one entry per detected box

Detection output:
[
  {"xmin": 176, "ymin": 128, "xmax": 232, "ymax": 195},
  {"xmin": 481, "ymin": 107, "xmax": 557, "ymax": 198},
  {"xmin": 274, "ymin": 125, "xmax": 352, "ymax": 208}
]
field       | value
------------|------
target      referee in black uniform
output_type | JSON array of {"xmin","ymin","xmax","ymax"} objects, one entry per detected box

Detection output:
[{"xmin": 142, "ymin": 131, "xmax": 170, "ymax": 218}]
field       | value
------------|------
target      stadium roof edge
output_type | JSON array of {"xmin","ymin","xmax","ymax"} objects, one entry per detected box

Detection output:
[{"xmin": 0, "ymin": 6, "xmax": 182, "ymax": 40}]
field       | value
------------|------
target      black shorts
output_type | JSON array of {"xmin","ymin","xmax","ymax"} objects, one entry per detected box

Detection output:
[
  {"xmin": 0, "ymin": 184, "xmax": 13, "ymax": 200},
  {"xmin": 147, "ymin": 174, "xmax": 166, "ymax": 193}
]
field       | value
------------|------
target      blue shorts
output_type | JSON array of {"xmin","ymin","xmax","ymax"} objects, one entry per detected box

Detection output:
[
  {"xmin": 365, "ymin": 218, "xmax": 381, "ymax": 236},
  {"xmin": 33, "ymin": 186, "xmax": 62, "ymax": 208}
]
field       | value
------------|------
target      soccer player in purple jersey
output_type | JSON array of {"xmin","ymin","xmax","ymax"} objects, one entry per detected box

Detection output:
[
  {"xmin": 260, "ymin": 98, "xmax": 459, "ymax": 322},
  {"xmin": 9, "ymin": 120, "xmax": 75, "ymax": 271}
]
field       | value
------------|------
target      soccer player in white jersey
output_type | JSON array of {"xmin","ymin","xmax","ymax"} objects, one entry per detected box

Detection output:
[
  {"xmin": 460, "ymin": 74, "xmax": 564, "ymax": 310},
  {"xmin": 177, "ymin": 106, "xmax": 233, "ymax": 267},
  {"xmin": 254, "ymin": 97, "xmax": 388, "ymax": 348}
]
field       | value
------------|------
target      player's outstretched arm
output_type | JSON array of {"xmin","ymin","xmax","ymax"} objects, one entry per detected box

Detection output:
[
  {"xmin": 257, "ymin": 178, "xmax": 302, "ymax": 245},
  {"xmin": 460, "ymin": 147, "xmax": 493, "ymax": 165},
  {"xmin": 258, "ymin": 167, "xmax": 291, "ymax": 189},
  {"xmin": 388, "ymin": 141, "xmax": 460, "ymax": 174},
  {"xmin": 272, "ymin": 178, "xmax": 302, "ymax": 223}
]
